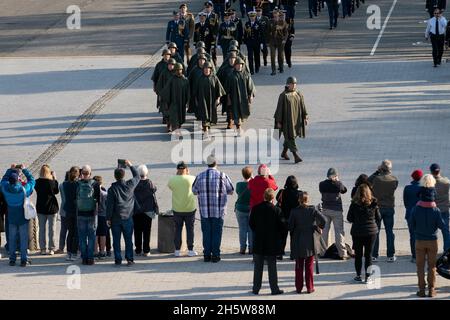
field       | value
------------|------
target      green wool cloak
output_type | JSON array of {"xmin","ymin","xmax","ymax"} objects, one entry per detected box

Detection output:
[
  {"xmin": 187, "ymin": 67, "xmax": 203, "ymax": 114},
  {"xmin": 193, "ymin": 74, "xmax": 226, "ymax": 125},
  {"xmin": 273, "ymin": 89, "xmax": 308, "ymax": 139},
  {"xmin": 160, "ymin": 74, "xmax": 190, "ymax": 128},
  {"xmin": 224, "ymin": 70, "xmax": 255, "ymax": 122}
]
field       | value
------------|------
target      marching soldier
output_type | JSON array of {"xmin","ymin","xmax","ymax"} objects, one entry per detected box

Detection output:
[
  {"xmin": 244, "ymin": 11, "xmax": 262, "ymax": 74},
  {"xmin": 218, "ymin": 11, "xmax": 238, "ymax": 57},
  {"xmin": 156, "ymin": 58, "xmax": 177, "ymax": 126},
  {"xmin": 217, "ymin": 51, "xmax": 238, "ymax": 117},
  {"xmin": 256, "ymin": 7, "xmax": 270, "ymax": 66},
  {"xmin": 229, "ymin": 8, "xmax": 244, "ymax": 46},
  {"xmin": 160, "ymin": 63, "xmax": 190, "ymax": 134},
  {"xmin": 151, "ymin": 49, "xmax": 172, "ymax": 111},
  {"xmin": 188, "ymin": 46, "xmax": 214, "ymax": 76},
  {"xmin": 204, "ymin": 1, "xmax": 220, "ymax": 64},
  {"xmin": 274, "ymin": 76, "xmax": 308, "ymax": 164},
  {"xmin": 226, "ymin": 45, "xmax": 251, "ymax": 74},
  {"xmin": 281, "ymin": 0, "xmax": 297, "ymax": 19},
  {"xmin": 283, "ymin": 13, "xmax": 295, "ymax": 68},
  {"xmin": 194, "ymin": 13, "xmax": 216, "ymax": 56},
  {"xmin": 188, "ymin": 54, "xmax": 208, "ymax": 115},
  {"xmin": 167, "ymin": 42, "xmax": 184, "ymax": 66},
  {"xmin": 325, "ymin": 0, "xmax": 339, "ymax": 29},
  {"xmin": 268, "ymin": 8, "xmax": 288, "ymax": 75},
  {"xmin": 166, "ymin": 11, "xmax": 190, "ymax": 62},
  {"xmin": 224, "ymin": 57, "xmax": 256, "ymax": 133},
  {"xmin": 179, "ymin": 3, "xmax": 195, "ymax": 64}
]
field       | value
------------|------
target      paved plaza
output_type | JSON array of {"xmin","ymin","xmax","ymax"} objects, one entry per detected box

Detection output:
[{"xmin": 0, "ymin": 0, "xmax": 449, "ymax": 299}]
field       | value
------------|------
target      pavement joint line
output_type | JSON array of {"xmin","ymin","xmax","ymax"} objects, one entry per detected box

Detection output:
[
  {"xmin": 370, "ymin": 0, "xmax": 398, "ymax": 56},
  {"xmin": 27, "ymin": 45, "xmax": 165, "ymax": 175}
]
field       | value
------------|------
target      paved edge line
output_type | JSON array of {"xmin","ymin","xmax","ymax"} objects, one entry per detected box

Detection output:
[
  {"xmin": 370, "ymin": 0, "xmax": 398, "ymax": 56},
  {"xmin": 27, "ymin": 46, "xmax": 165, "ymax": 175}
]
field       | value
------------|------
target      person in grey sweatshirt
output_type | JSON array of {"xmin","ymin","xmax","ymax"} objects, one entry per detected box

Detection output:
[{"xmin": 106, "ymin": 160, "xmax": 140, "ymax": 266}]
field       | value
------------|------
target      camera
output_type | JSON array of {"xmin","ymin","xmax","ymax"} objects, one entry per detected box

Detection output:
[{"xmin": 117, "ymin": 159, "xmax": 127, "ymax": 169}]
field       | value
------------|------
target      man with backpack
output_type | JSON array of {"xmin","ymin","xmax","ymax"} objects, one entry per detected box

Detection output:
[
  {"xmin": 77, "ymin": 165, "xmax": 101, "ymax": 266},
  {"xmin": 106, "ymin": 160, "xmax": 140, "ymax": 266}
]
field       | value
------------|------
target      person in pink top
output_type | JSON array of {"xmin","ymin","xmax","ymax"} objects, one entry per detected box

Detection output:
[{"xmin": 248, "ymin": 164, "xmax": 278, "ymax": 210}]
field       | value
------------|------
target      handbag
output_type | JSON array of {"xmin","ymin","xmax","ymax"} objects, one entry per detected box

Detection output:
[{"xmin": 23, "ymin": 187, "xmax": 37, "ymax": 220}]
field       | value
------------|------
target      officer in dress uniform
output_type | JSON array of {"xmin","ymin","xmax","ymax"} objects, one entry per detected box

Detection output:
[
  {"xmin": 229, "ymin": 8, "xmax": 244, "ymax": 46},
  {"xmin": 244, "ymin": 11, "xmax": 262, "ymax": 74},
  {"xmin": 166, "ymin": 11, "xmax": 190, "ymax": 61},
  {"xmin": 204, "ymin": 2, "xmax": 220, "ymax": 65},
  {"xmin": 179, "ymin": 3, "xmax": 195, "ymax": 64},
  {"xmin": 255, "ymin": 6, "xmax": 270, "ymax": 66},
  {"xmin": 268, "ymin": 8, "xmax": 288, "ymax": 75},
  {"xmin": 218, "ymin": 11, "xmax": 238, "ymax": 57},
  {"xmin": 255, "ymin": 0, "xmax": 272, "ymax": 17},
  {"xmin": 195, "ymin": 12, "xmax": 216, "ymax": 56},
  {"xmin": 283, "ymin": 12, "xmax": 295, "ymax": 68}
]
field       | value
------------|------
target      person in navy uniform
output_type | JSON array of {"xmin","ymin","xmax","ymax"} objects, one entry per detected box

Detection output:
[
  {"xmin": 255, "ymin": 7, "xmax": 269, "ymax": 66},
  {"xmin": 325, "ymin": 0, "xmax": 339, "ymax": 29},
  {"xmin": 244, "ymin": 11, "xmax": 262, "ymax": 74},
  {"xmin": 229, "ymin": 8, "xmax": 244, "ymax": 46},
  {"xmin": 166, "ymin": 11, "xmax": 190, "ymax": 62},
  {"xmin": 179, "ymin": 3, "xmax": 195, "ymax": 64},
  {"xmin": 212, "ymin": 0, "xmax": 227, "ymax": 21},
  {"xmin": 308, "ymin": 0, "xmax": 318, "ymax": 18},
  {"xmin": 204, "ymin": 2, "xmax": 220, "ymax": 65},
  {"xmin": 426, "ymin": 0, "xmax": 447, "ymax": 18},
  {"xmin": 195, "ymin": 13, "xmax": 216, "ymax": 55},
  {"xmin": 283, "ymin": 13, "xmax": 295, "ymax": 68},
  {"xmin": 218, "ymin": 11, "xmax": 238, "ymax": 57},
  {"xmin": 281, "ymin": 0, "xmax": 296, "ymax": 19}
]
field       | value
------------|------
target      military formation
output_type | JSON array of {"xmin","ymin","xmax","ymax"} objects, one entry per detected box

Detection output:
[{"xmin": 152, "ymin": 1, "xmax": 369, "ymax": 160}]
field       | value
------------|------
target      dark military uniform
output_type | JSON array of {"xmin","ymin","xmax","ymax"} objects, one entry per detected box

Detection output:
[
  {"xmin": 166, "ymin": 19, "xmax": 190, "ymax": 61},
  {"xmin": 233, "ymin": 16, "xmax": 244, "ymax": 46},
  {"xmin": 205, "ymin": 10, "xmax": 220, "ymax": 65},
  {"xmin": 284, "ymin": 17, "xmax": 294, "ymax": 68},
  {"xmin": 180, "ymin": 11, "xmax": 195, "ymax": 63},
  {"xmin": 244, "ymin": 18, "xmax": 262, "ymax": 74},
  {"xmin": 256, "ymin": 10, "xmax": 270, "ymax": 66},
  {"xmin": 194, "ymin": 20, "xmax": 216, "ymax": 55},
  {"xmin": 218, "ymin": 20, "xmax": 238, "ymax": 57}
]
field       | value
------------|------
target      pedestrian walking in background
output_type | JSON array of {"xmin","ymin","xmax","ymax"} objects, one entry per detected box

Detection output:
[
  {"xmin": 106, "ymin": 160, "xmax": 140, "ymax": 266},
  {"xmin": 276, "ymin": 175, "xmax": 302, "ymax": 260},
  {"xmin": 409, "ymin": 174, "xmax": 448, "ymax": 298},
  {"xmin": 1, "ymin": 165, "xmax": 36, "ymax": 267},
  {"xmin": 289, "ymin": 191, "xmax": 326, "ymax": 294},
  {"xmin": 319, "ymin": 168, "xmax": 348, "ymax": 259},
  {"xmin": 133, "ymin": 165, "xmax": 158, "ymax": 257},
  {"xmin": 347, "ymin": 184, "xmax": 381, "ymax": 283},
  {"xmin": 35, "ymin": 165, "xmax": 59, "ymax": 256},
  {"xmin": 168, "ymin": 161, "xmax": 198, "ymax": 257},
  {"xmin": 425, "ymin": 8, "xmax": 447, "ymax": 67},
  {"xmin": 369, "ymin": 160, "xmax": 399, "ymax": 262},
  {"xmin": 325, "ymin": 0, "xmax": 339, "ymax": 29},
  {"xmin": 192, "ymin": 155, "xmax": 234, "ymax": 263},
  {"xmin": 250, "ymin": 188, "xmax": 285, "ymax": 295},
  {"xmin": 429, "ymin": 163, "xmax": 450, "ymax": 252},
  {"xmin": 403, "ymin": 169, "xmax": 423, "ymax": 262},
  {"xmin": 235, "ymin": 166, "xmax": 253, "ymax": 255}
]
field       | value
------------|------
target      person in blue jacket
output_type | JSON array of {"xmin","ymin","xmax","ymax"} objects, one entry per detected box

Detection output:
[
  {"xmin": 403, "ymin": 169, "xmax": 423, "ymax": 263},
  {"xmin": 1, "ymin": 164, "xmax": 36, "ymax": 267},
  {"xmin": 166, "ymin": 11, "xmax": 190, "ymax": 62}
]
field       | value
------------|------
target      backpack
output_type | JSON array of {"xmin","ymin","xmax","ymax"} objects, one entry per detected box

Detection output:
[
  {"xmin": 436, "ymin": 248, "xmax": 450, "ymax": 280},
  {"xmin": 76, "ymin": 180, "xmax": 96, "ymax": 212},
  {"xmin": 322, "ymin": 243, "xmax": 355, "ymax": 259}
]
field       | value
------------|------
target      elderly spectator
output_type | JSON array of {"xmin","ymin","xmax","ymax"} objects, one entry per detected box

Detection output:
[
  {"xmin": 62, "ymin": 166, "xmax": 80, "ymax": 261},
  {"xmin": 77, "ymin": 165, "xmax": 101, "ymax": 266},
  {"xmin": 235, "ymin": 166, "xmax": 253, "ymax": 255},
  {"xmin": 319, "ymin": 168, "xmax": 348, "ymax": 260},
  {"xmin": 133, "ymin": 165, "xmax": 158, "ymax": 257},
  {"xmin": 276, "ymin": 175, "xmax": 302, "ymax": 260},
  {"xmin": 369, "ymin": 160, "xmax": 399, "ymax": 262},
  {"xmin": 248, "ymin": 164, "xmax": 278, "ymax": 210},
  {"xmin": 403, "ymin": 169, "xmax": 424, "ymax": 262},
  {"xmin": 1, "ymin": 164, "xmax": 36, "ymax": 267},
  {"xmin": 409, "ymin": 174, "xmax": 448, "ymax": 298},
  {"xmin": 168, "ymin": 161, "xmax": 198, "ymax": 257},
  {"xmin": 106, "ymin": 160, "xmax": 140, "ymax": 266},
  {"xmin": 347, "ymin": 184, "xmax": 381, "ymax": 283},
  {"xmin": 249, "ymin": 188, "xmax": 285, "ymax": 295},
  {"xmin": 429, "ymin": 163, "xmax": 450, "ymax": 252},
  {"xmin": 35, "ymin": 165, "xmax": 59, "ymax": 256},
  {"xmin": 192, "ymin": 155, "xmax": 234, "ymax": 263}
]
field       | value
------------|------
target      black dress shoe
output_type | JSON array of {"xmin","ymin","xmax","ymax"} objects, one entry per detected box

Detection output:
[
  {"xmin": 276, "ymin": 255, "xmax": 283, "ymax": 260},
  {"xmin": 329, "ymin": 27, "xmax": 333, "ymax": 30},
  {"xmin": 271, "ymin": 72, "xmax": 276, "ymax": 76},
  {"xmin": 211, "ymin": 256, "xmax": 221, "ymax": 263},
  {"xmin": 9, "ymin": 261, "xmax": 15, "ymax": 266},
  {"xmin": 271, "ymin": 290, "xmax": 284, "ymax": 295},
  {"xmin": 252, "ymin": 290, "xmax": 259, "ymax": 295},
  {"xmin": 204, "ymin": 255, "xmax": 212, "ymax": 262},
  {"xmin": 239, "ymin": 249, "xmax": 246, "ymax": 255}
]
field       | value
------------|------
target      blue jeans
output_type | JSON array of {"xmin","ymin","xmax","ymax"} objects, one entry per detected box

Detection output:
[
  {"xmin": 9, "ymin": 222, "xmax": 29, "ymax": 263},
  {"xmin": 77, "ymin": 216, "xmax": 97, "ymax": 260},
  {"xmin": 111, "ymin": 218, "xmax": 134, "ymax": 263},
  {"xmin": 235, "ymin": 210, "xmax": 252, "ymax": 251},
  {"xmin": 4, "ymin": 214, "xmax": 9, "ymax": 251},
  {"xmin": 406, "ymin": 217, "xmax": 416, "ymax": 259},
  {"xmin": 201, "ymin": 217, "xmax": 224, "ymax": 257},
  {"xmin": 373, "ymin": 208, "xmax": 395, "ymax": 258},
  {"xmin": 441, "ymin": 210, "xmax": 450, "ymax": 252}
]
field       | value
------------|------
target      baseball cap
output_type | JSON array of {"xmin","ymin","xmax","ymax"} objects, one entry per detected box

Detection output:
[
  {"xmin": 177, "ymin": 161, "xmax": 187, "ymax": 170},
  {"xmin": 411, "ymin": 169, "xmax": 423, "ymax": 181},
  {"xmin": 430, "ymin": 163, "xmax": 440, "ymax": 173}
]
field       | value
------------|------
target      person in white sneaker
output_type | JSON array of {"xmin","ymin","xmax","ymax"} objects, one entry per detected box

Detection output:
[{"xmin": 168, "ymin": 161, "xmax": 198, "ymax": 257}]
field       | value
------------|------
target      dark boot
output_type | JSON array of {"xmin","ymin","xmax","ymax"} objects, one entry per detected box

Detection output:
[
  {"xmin": 281, "ymin": 147, "xmax": 290, "ymax": 160},
  {"xmin": 293, "ymin": 152, "xmax": 303, "ymax": 163}
]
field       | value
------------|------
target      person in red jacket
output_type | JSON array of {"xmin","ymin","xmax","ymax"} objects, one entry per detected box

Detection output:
[{"xmin": 248, "ymin": 164, "xmax": 278, "ymax": 210}]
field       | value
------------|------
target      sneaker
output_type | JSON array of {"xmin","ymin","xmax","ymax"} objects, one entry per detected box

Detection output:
[
  {"xmin": 387, "ymin": 256, "xmax": 397, "ymax": 262},
  {"xmin": 142, "ymin": 252, "xmax": 150, "ymax": 257},
  {"xmin": 9, "ymin": 260, "xmax": 15, "ymax": 266},
  {"xmin": 187, "ymin": 250, "xmax": 198, "ymax": 257},
  {"xmin": 54, "ymin": 249, "xmax": 64, "ymax": 255},
  {"xmin": 48, "ymin": 250, "xmax": 55, "ymax": 256},
  {"xmin": 174, "ymin": 250, "xmax": 181, "ymax": 257},
  {"xmin": 371, "ymin": 257, "xmax": 378, "ymax": 262},
  {"xmin": 354, "ymin": 276, "xmax": 363, "ymax": 282},
  {"xmin": 127, "ymin": 260, "xmax": 135, "ymax": 267}
]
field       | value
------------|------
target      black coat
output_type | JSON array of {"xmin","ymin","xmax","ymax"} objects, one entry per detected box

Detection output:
[
  {"xmin": 346, "ymin": 200, "xmax": 381, "ymax": 237},
  {"xmin": 249, "ymin": 201, "xmax": 286, "ymax": 256},
  {"xmin": 276, "ymin": 188, "xmax": 301, "ymax": 220},
  {"xmin": 34, "ymin": 178, "xmax": 59, "ymax": 215},
  {"xmin": 134, "ymin": 179, "xmax": 158, "ymax": 215},
  {"xmin": 289, "ymin": 206, "xmax": 326, "ymax": 259}
]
